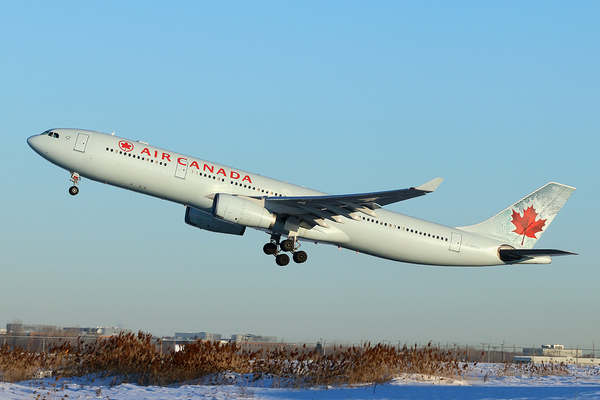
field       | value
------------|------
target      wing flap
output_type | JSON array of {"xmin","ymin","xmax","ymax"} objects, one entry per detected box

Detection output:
[
  {"xmin": 266, "ymin": 177, "xmax": 442, "ymax": 208},
  {"xmin": 261, "ymin": 177, "xmax": 443, "ymax": 226}
]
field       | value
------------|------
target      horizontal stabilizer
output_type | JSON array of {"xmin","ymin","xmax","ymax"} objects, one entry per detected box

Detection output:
[{"xmin": 498, "ymin": 248, "xmax": 577, "ymax": 262}]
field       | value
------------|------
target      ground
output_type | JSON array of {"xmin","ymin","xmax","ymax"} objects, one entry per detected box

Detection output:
[{"xmin": 1, "ymin": 364, "xmax": 599, "ymax": 400}]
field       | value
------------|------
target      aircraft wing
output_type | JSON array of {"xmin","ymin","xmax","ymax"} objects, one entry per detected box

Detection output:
[{"xmin": 263, "ymin": 177, "xmax": 443, "ymax": 225}]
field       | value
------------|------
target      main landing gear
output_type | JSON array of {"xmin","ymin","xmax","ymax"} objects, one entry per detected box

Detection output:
[
  {"xmin": 263, "ymin": 235, "xmax": 308, "ymax": 267},
  {"xmin": 69, "ymin": 172, "xmax": 81, "ymax": 196}
]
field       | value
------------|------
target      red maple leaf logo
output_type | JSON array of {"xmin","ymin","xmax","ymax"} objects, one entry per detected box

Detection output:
[
  {"xmin": 511, "ymin": 206, "xmax": 547, "ymax": 245},
  {"xmin": 119, "ymin": 140, "xmax": 134, "ymax": 152}
]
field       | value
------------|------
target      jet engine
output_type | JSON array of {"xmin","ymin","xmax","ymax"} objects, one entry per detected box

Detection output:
[
  {"xmin": 185, "ymin": 206, "xmax": 245, "ymax": 235},
  {"xmin": 212, "ymin": 194, "xmax": 276, "ymax": 229}
]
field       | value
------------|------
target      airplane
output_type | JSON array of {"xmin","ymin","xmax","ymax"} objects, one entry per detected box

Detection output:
[{"xmin": 28, "ymin": 128, "xmax": 576, "ymax": 267}]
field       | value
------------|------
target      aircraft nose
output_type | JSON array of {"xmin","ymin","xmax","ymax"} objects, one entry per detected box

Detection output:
[
  {"xmin": 27, "ymin": 134, "xmax": 39, "ymax": 151},
  {"xmin": 27, "ymin": 134, "xmax": 47, "ymax": 156}
]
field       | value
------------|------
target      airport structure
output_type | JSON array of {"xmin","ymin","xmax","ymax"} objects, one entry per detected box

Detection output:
[
  {"xmin": 231, "ymin": 333, "xmax": 284, "ymax": 351},
  {"xmin": 1, "ymin": 322, "xmax": 133, "ymax": 352},
  {"xmin": 175, "ymin": 332, "xmax": 222, "ymax": 341},
  {"xmin": 514, "ymin": 344, "xmax": 600, "ymax": 365},
  {"xmin": 231, "ymin": 333, "xmax": 277, "ymax": 343},
  {"xmin": 1, "ymin": 322, "xmax": 284, "ymax": 353},
  {"xmin": 4, "ymin": 323, "xmax": 131, "ymax": 337}
]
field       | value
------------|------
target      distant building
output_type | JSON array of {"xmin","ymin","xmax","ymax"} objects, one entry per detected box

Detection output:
[
  {"xmin": 60, "ymin": 326, "xmax": 132, "ymax": 337},
  {"xmin": 231, "ymin": 333, "xmax": 284, "ymax": 351},
  {"xmin": 163, "ymin": 332, "xmax": 223, "ymax": 353},
  {"xmin": 523, "ymin": 344, "xmax": 581, "ymax": 357},
  {"xmin": 515, "ymin": 344, "xmax": 600, "ymax": 365},
  {"xmin": 5, "ymin": 323, "xmax": 130, "ymax": 338},
  {"xmin": 99, "ymin": 327, "xmax": 133, "ymax": 336},
  {"xmin": 175, "ymin": 332, "xmax": 222, "ymax": 341},
  {"xmin": 6, "ymin": 324, "xmax": 58, "ymax": 335},
  {"xmin": 232, "ymin": 333, "xmax": 277, "ymax": 343}
]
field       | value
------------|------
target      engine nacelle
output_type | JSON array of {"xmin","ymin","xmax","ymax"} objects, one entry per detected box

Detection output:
[
  {"xmin": 212, "ymin": 194, "xmax": 276, "ymax": 229},
  {"xmin": 185, "ymin": 206, "xmax": 245, "ymax": 235}
]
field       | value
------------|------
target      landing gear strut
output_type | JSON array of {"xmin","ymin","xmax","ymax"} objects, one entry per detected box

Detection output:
[
  {"xmin": 69, "ymin": 172, "xmax": 81, "ymax": 196},
  {"xmin": 263, "ymin": 235, "xmax": 308, "ymax": 266}
]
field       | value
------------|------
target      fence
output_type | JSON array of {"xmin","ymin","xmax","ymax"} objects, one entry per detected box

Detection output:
[{"xmin": 1, "ymin": 335, "xmax": 597, "ymax": 363}]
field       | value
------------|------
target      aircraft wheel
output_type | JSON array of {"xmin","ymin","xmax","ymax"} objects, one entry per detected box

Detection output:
[
  {"xmin": 69, "ymin": 186, "xmax": 79, "ymax": 196},
  {"xmin": 280, "ymin": 239, "xmax": 294, "ymax": 252},
  {"xmin": 276, "ymin": 254, "xmax": 290, "ymax": 266},
  {"xmin": 263, "ymin": 243, "xmax": 277, "ymax": 255},
  {"xmin": 293, "ymin": 251, "xmax": 308, "ymax": 264}
]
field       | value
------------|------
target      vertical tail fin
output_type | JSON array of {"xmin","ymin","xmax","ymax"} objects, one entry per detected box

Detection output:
[{"xmin": 458, "ymin": 183, "xmax": 575, "ymax": 249}]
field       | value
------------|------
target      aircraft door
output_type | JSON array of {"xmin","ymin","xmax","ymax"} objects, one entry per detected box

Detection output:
[
  {"xmin": 73, "ymin": 133, "xmax": 89, "ymax": 152},
  {"xmin": 449, "ymin": 232, "xmax": 462, "ymax": 252},
  {"xmin": 175, "ymin": 158, "xmax": 188, "ymax": 179}
]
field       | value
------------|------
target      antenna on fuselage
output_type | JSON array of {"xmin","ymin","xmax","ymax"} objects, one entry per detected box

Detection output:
[{"xmin": 111, "ymin": 132, "xmax": 115, "ymax": 136}]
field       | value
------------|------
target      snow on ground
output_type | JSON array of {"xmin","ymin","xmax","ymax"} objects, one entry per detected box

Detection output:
[{"xmin": 1, "ymin": 364, "xmax": 599, "ymax": 400}]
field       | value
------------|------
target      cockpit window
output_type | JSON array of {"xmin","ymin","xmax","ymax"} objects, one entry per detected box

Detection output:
[{"xmin": 40, "ymin": 130, "xmax": 59, "ymax": 138}]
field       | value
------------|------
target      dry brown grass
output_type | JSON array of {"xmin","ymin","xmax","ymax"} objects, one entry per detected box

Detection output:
[
  {"xmin": 0, "ymin": 332, "xmax": 471, "ymax": 387},
  {"xmin": 496, "ymin": 361, "xmax": 570, "ymax": 377},
  {"xmin": 0, "ymin": 343, "xmax": 69, "ymax": 382},
  {"xmin": 252, "ymin": 341, "xmax": 472, "ymax": 387}
]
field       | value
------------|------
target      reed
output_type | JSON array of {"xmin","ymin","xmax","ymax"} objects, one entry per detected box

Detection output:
[
  {"xmin": 497, "ymin": 361, "xmax": 570, "ymax": 377},
  {"xmin": 0, "ymin": 333, "xmax": 473, "ymax": 387}
]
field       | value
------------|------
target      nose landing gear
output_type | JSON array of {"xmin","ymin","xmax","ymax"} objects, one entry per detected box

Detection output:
[
  {"xmin": 264, "ymin": 235, "xmax": 308, "ymax": 266},
  {"xmin": 69, "ymin": 172, "xmax": 81, "ymax": 196}
]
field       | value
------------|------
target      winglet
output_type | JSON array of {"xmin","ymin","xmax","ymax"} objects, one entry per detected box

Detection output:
[{"xmin": 416, "ymin": 177, "xmax": 444, "ymax": 193}]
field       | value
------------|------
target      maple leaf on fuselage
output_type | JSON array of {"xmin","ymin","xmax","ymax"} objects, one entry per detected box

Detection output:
[{"xmin": 511, "ymin": 206, "xmax": 547, "ymax": 245}]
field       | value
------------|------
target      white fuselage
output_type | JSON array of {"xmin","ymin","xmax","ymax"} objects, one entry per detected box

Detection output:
[{"xmin": 27, "ymin": 129, "xmax": 519, "ymax": 266}]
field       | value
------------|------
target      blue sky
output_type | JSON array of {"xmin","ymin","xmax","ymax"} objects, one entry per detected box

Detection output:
[{"xmin": 1, "ymin": 1, "xmax": 598, "ymax": 347}]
